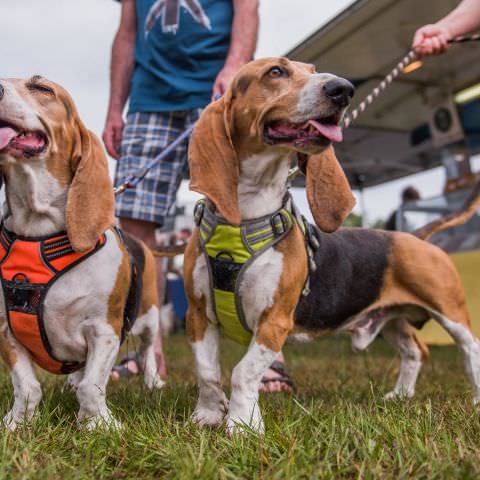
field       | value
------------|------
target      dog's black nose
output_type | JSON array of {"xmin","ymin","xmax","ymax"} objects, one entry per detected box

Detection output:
[
  {"xmin": 0, "ymin": 84, "xmax": 4, "ymax": 101},
  {"xmin": 324, "ymin": 78, "xmax": 355, "ymax": 106}
]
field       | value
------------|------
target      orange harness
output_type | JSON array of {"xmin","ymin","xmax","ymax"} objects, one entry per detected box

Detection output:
[{"xmin": 0, "ymin": 225, "xmax": 107, "ymax": 374}]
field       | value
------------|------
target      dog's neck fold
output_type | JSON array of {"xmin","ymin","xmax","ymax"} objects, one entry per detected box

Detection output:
[
  {"xmin": 237, "ymin": 150, "xmax": 293, "ymax": 220},
  {"xmin": 3, "ymin": 160, "xmax": 68, "ymax": 236}
]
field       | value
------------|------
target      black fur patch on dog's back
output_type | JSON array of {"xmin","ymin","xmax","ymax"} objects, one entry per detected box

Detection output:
[
  {"xmin": 295, "ymin": 228, "xmax": 392, "ymax": 331},
  {"xmin": 122, "ymin": 232, "xmax": 146, "ymax": 275},
  {"xmin": 117, "ymin": 230, "xmax": 146, "ymax": 342}
]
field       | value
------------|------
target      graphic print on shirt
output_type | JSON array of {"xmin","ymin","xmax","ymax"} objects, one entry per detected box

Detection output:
[{"xmin": 145, "ymin": 0, "xmax": 212, "ymax": 35}]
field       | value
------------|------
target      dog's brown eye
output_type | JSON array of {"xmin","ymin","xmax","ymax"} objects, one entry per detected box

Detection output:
[{"xmin": 268, "ymin": 66, "xmax": 287, "ymax": 78}]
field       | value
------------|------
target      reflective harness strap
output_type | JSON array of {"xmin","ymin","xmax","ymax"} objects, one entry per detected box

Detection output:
[
  {"xmin": 0, "ymin": 225, "xmax": 107, "ymax": 374},
  {"xmin": 194, "ymin": 196, "xmax": 309, "ymax": 345}
]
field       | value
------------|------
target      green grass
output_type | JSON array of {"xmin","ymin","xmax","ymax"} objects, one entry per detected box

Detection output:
[{"xmin": 0, "ymin": 335, "xmax": 479, "ymax": 479}]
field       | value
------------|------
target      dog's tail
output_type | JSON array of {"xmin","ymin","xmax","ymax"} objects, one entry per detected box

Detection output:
[
  {"xmin": 151, "ymin": 243, "xmax": 187, "ymax": 258},
  {"xmin": 413, "ymin": 179, "xmax": 480, "ymax": 240}
]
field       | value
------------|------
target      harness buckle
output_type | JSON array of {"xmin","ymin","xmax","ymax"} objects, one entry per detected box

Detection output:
[
  {"xmin": 270, "ymin": 212, "xmax": 287, "ymax": 236},
  {"xmin": 193, "ymin": 201, "xmax": 205, "ymax": 227}
]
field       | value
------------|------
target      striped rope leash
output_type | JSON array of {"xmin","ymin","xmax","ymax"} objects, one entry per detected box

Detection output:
[
  {"xmin": 342, "ymin": 49, "xmax": 418, "ymax": 129},
  {"xmin": 288, "ymin": 33, "xmax": 480, "ymax": 181},
  {"xmin": 451, "ymin": 32, "xmax": 480, "ymax": 43},
  {"xmin": 343, "ymin": 33, "xmax": 480, "ymax": 129}
]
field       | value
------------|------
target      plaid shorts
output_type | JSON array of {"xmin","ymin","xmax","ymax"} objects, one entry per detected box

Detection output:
[{"xmin": 114, "ymin": 109, "xmax": 201, "ymax": 226}]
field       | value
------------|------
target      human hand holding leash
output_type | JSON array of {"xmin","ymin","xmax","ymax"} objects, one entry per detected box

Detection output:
[
  {"xmin": 412, "ymin": 0, "xmax": 480, "ymax": 56},
  {"xmin": 413, "ymin": 24, "xmax": 451, "ymax": 56}
]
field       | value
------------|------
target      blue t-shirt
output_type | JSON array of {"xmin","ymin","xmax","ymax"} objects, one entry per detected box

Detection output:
[{"xmin": 129, "ymin": 0, "xmax": 233, "ymax": 113}]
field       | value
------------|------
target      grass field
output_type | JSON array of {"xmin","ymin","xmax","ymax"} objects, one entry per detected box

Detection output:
[{"xmin": 0, "ymin": 334, "xmax": 479, "ymax": 479}]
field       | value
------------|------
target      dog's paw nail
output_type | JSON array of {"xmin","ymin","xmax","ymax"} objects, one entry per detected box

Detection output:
[
  {"xmin": 384, "ymin": 390, "xmax": 413, "ymax": 401},
  {"xmin": 225, "ymin": 416, "xmax": 264, "ymax": 436},
  {"xmin": 3, "ymin": 411, "xmax": 21, "ymax": 431},
  {"xmin": 79, "ymin": 413, "xmax": 122, "ymax": 431},
  {"xmin": 192, "ymin": 408, "xmax": 225, "ymax": 427},
  {"xmin": 145, "ymin": 375, "xmax": 165, "ymax": 390}
]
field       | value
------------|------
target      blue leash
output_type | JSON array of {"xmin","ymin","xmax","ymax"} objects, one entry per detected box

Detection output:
[
  {"xmin": 114, "ymin": 93, "xmax": 225, "ymax": 196},
  {"xmin": 114, "ymin": 123, "xmax": 196, "ymax": 196}
]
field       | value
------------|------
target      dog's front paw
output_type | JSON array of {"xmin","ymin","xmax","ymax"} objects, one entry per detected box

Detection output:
[
  {"xmin": 78, "ymin": 409, "xmax": 122, "ymax": 431},
  {"xmin": 384, "ymin": 389, "xmax": 414, "ymax": 401},
  {"xmin": 83, "ymin": 416, "xmax": 123, "ymax": 431},
  {"xmin": 225, "ymin": 404, "xmax": 264, "ymax": 436},
  {"xmin": 3, "ymin": 408, "xmax": 37, "ymax": 431},
  {"xmin": 192, "ymin": 406, "xmax": 225, "ymax": 427},
  {"xmin": 144, "ymin": 374, "xmax": 165, "ymax": 390},
  {"xmin": 192, "ymin": 394, "xmax": 228, "ymax": 427},
  {"xmin": 3, "ymin": 410, "xmax": 21, "ymax": 431},
  {"xmin": 225, "ymin": 412, "xmax": 264, "ymax": 436},
  {"xmin": 192, "ymin": 396, "xmax": 228, "ymax": 427}
]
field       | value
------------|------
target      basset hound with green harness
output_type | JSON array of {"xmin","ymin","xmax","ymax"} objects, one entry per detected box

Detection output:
[{"xmin": 184, "ymin": 57, "xmax": 480, "ymax": 435}]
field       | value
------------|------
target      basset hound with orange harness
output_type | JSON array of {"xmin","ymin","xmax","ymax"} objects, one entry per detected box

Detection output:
[
  {"xmin": 183, "ymin": 57, "xmax": 480, "ymax": 435},
  {"xmin": 0, "ymin": 76, "xmax": 165, "ymax": 430}
]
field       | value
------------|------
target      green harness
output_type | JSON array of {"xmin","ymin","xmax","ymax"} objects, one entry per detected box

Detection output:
[{"xmin": 194, "ymin": 196, "xmax": 315, "ymax": 345}]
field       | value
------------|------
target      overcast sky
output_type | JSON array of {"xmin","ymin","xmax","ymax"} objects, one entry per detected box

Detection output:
[{"xmin": 0, "ymin": 0, "xmax": 459, "ymax": 223}]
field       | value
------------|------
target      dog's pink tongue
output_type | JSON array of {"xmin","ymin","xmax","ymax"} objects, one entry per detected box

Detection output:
[
  {"xmin": 0, "ymin": 127, "xmax": 17, "ymax": 150},
  {"xmin": 308, "ymin": 120, "xmax": 343, "ymax": 143}
]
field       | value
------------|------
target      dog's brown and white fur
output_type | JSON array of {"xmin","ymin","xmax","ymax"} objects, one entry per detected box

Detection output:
[
  {"xmin": 184, "ymin": 58, "xmax": 480, "ymax": 434},
  {"xmin": 0, "ymin": 77, "xmax": 164, "ymax": 430}
]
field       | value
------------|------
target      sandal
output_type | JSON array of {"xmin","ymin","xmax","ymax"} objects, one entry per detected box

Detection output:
[
  {"xmin": 111, "ymin": 352, "xmax": 143, "ymax": 379},
  {"xmin": 260, "ymin": 360, "xmax": 295, "ymax": 392}
]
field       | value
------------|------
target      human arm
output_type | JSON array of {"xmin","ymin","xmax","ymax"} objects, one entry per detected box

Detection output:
[
  {"xmin": 412, "ymin": 0, "xmax": 480, "ymax": 56},
  {"xmin": 212, "ymin": 0, "xmax": 259, "ymax": 99},
  {"xmin": 102, "ymin": 0, "xmax": 137, "ymax": 159}
]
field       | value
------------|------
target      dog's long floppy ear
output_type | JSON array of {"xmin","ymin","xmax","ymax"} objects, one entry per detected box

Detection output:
[
  {"xmin": 66, "ymin": 123, "xmax": 115, "ymax": 252},
  {"xmin": 304, "ymin": 146, "xmax": 356, "ymax": 232},
  {"xmin": 188, "ymin": 94, "xmax": 240, "ymax": 224}
]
